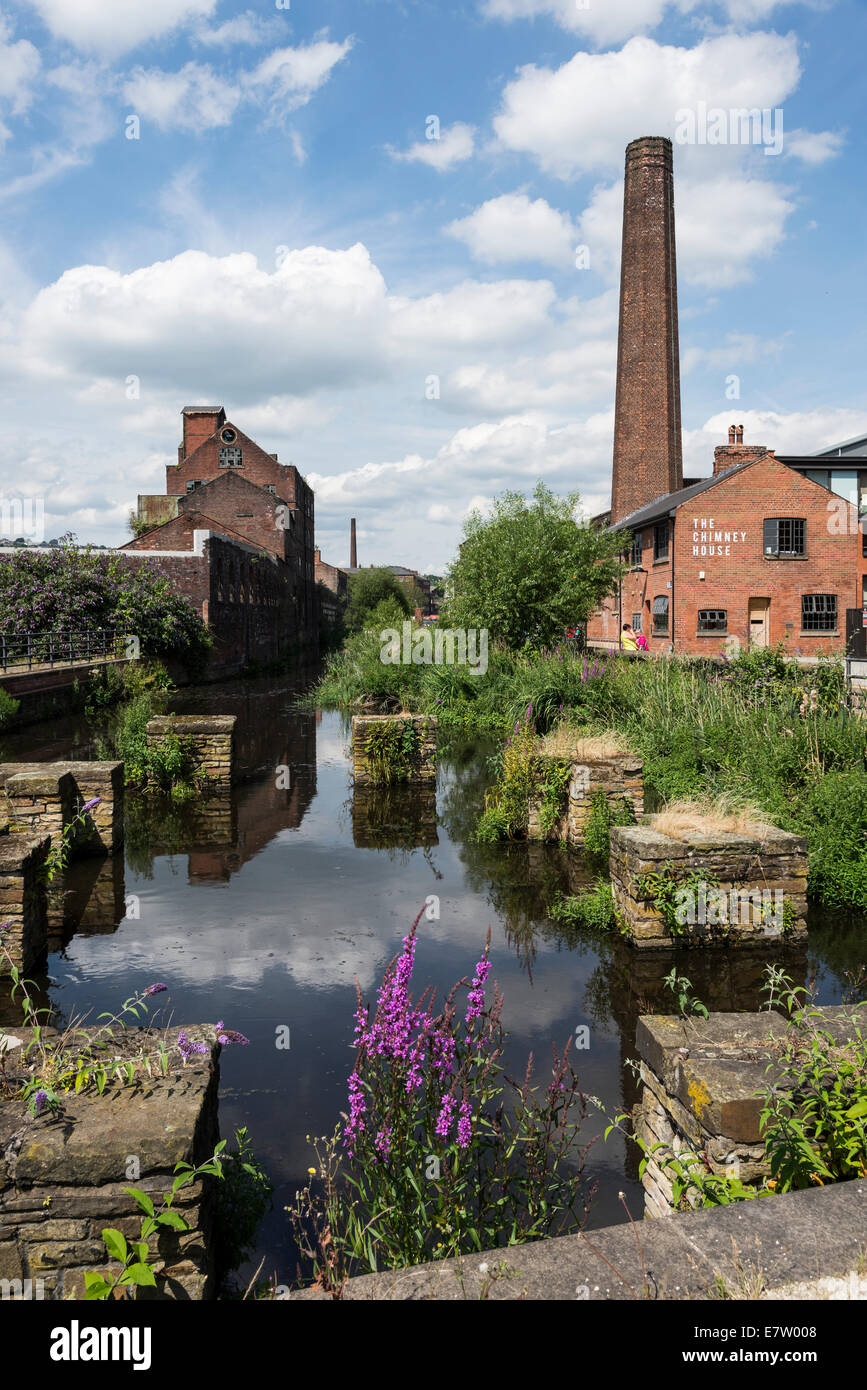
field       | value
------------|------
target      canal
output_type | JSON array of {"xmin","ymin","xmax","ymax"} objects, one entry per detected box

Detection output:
[{"xmin": 1, "ymin": 671, "xmax": 863, "ymax": 1291}]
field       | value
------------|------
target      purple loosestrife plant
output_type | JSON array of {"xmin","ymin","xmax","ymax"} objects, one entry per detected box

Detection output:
[{"xmin": 288, "ymin": 908, "xmax": 595, "ymax": 1290}]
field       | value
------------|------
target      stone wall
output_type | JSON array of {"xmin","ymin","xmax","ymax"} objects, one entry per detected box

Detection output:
[
  {"xmin": 351, "ymin": 715, "xmax": 437, "ymax": 786},
  {"xmin": 610, "ymin": 823, "xmax": 808, "ymax": 948},
  {"xmin": 0, "ymin": 1026, "xmax": 220, "ymax": 1300},
  {"xmin": 146, "ymin": 715, "xmax": 235, "ymax": 792},
  {"xmin": 0, "ymin": 761, "xmax": 124, "ymax": 857},
  {"xmin": 0, "ymin": 835, "xmax": 49, "ymax": 974},
  {"xmin": 634, "ymin": 1006, "xmax": 867, "ymax": 1217},
  {"xmin": 527, "ymin": 753, "xmax": 644, "ymax": 844}
]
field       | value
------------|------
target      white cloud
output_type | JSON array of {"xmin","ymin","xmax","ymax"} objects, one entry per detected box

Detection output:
[
  {"xmin": 577, "ymin": 172, "xmax": 796, "ymax": 288},
  {"xmin": 493, "ymin": 33, "xmax": 802, "ymax": 178},
  {"xmin": 684, "ymin": 409, "xmax": 867, "ymax": 477},
  {"xmin": 123, "ymin": 62, "xmax": 240, "ymax": 132},
  {"xmin": 447, "ymin": 339, "xmax": 616, "ymax": 413},
  {"xmin": 682, "ymin": 332, "xmax": 786, "ymax": 373},
  {"xmin": 22, "ymin": 0, "xmax": 218, "ymax": 57},
  {"xmin": 247, "ymin": 36, "xmax": 353, "ymax": 116},
  {"xmin": 481, "ymin": 0, "xmax": 672, "ymax": 46},
  {"xmin": 192, "ymin": 10, "xmax": 272, "ymax": 46},
  {"xmin": 446, "ymin": 193, "xmax": 577, "ymax": 268},
  {"xmin": 785, "ymin": 128, "xmax": 845, "ymax": 164},
  {"xmin": 481, "ymin": 0, "xmax": 825, "ymax": 45},
  {"xmin": 389, "ymin": 278, "xmax": 556, "ymax": 348},
  {"xmin": 389, "ymin": 122, "xmax": 475, "ymax": 171},
  {"xmin": 0, "ymin": 17, "xmax": 40, "ymax": 116},
  {"xmin": 17, "ymin": 243, "xmax": 560, "ymax": 414}
]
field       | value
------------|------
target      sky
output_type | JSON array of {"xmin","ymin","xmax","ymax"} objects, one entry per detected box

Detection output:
[{"xmin": 0, "ymin": 0, "xmax": 865, "ymax": 570}]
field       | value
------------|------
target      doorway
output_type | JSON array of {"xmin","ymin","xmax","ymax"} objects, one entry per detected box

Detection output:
[{"xmin": 748, "ymin": 597, "xmax": 770, "ymax": 649}]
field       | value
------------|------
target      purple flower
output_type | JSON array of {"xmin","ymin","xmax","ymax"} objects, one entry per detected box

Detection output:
[
  {"xmin": 80, "ymin": 797, "xmax": 102, "ymax": 813},
  {"xmin": 0, "ymin": 921, "xmax": 9, "ymax": 934},
  {"xmin": 344, "ymin": 1070, "xmax": 366, "ymax": 1154},
  {"xmin": 456, "ymin": 1100, "xmax": 472, "ymax": 1150},
  {"xmin": 435, "ymin": 1092, "xmax": 456, "ymax": 1139},
  {"xmin": 177, "ymin": 1029, "xmax": 209, "ymax": 1061},
  {"xmin": 33, "ymin": 1089, "xmax": 48, "ymax": 1115},
  {"xmin": 465, "ymin": 955, "xmax": 491, "ymax": 1026},
  {"xmin": 374, "ymin": 1126, "xmax": 392, "ymax": 1159},
  {"xmin": 143, "ymin": 982, "xmax": 167, "ymax": 997},
  {"xmin": 215, "ymin": 1020, "xmax": 249, "ymax": 1046}
]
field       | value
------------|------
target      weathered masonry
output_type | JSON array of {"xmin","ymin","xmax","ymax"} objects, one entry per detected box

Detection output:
[
  {"xmin": 0, "ymin": 762, "xmax": 124, "ymax": 857},
  {"xmin": 528, "ymin": 754, "xmax": 644, "ymax": 844},
  {"xmin": 0, "ymin": 1026, "xmax": 220, "ymax": 1299},
  {"xmin": 634, "ymin": 1006, "xmax": 867, "ymax": 1217},
  {"xmin": 610, "ymin": 823, "xmax": 808, "ymax": 947},
  {"xmin": 0, "ymin": 835, "xmax": 49, "ymax": 975},
  {"xmin": 146, "ymin": 715, "xmax": 236, "ymax": 791},
  {"xmin": 351, "ymin": 715, "xmax": 437, "ymax": 786}
]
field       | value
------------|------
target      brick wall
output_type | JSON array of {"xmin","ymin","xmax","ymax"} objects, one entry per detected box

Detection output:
[
  {"xmin": 587, "ymin": 453, "xmax": 865, "ymax": 657},
  {"xmin": 611, "ymin": 137, "xmax": 683, "ymax": 523}
]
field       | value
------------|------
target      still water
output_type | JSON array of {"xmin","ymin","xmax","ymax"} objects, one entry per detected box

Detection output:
[{"xmin": 1, "ymin": 673, "xmax": 862, "ymax": 1289}]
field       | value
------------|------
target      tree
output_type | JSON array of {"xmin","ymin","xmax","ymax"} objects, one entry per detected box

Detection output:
[
  {"xmin": 344, "ymin": 567, "xmax": 410, "ymax": 631},
  {"xmin": 444, "ymin": 482, "xmax": 622, "ymax": 650}
]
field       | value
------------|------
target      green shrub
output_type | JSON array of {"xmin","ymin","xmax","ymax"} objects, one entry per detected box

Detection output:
[
  {"xmin": 549, "ymin": 880, "xmax": 615, "ymax": 931},
  {"xmin": 0, "ymin": 685, "xmax": 20, "ymax": 728}
]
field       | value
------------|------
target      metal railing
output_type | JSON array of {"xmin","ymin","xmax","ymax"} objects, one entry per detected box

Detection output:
[{"xmin": 0, "ymin": 630, "xmax": 125, "ymax": 672}]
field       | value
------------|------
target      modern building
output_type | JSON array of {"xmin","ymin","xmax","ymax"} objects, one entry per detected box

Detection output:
[{"xmin": 586, "ymin": 138, "xmax": 867, "ymax": 658}]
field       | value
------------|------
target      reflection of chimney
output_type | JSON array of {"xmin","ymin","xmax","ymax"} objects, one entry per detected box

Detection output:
[
  {"xmin": 611, "ymin": 137, "xmax": 683, "ymax": 523},
  {"xmin": 350, "ymin": 517, "xmax": 357, "ymax": 569}
]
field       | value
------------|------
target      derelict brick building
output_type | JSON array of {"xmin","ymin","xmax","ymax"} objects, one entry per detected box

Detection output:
[
  {"xmin": 120, "ymin": 407, "xmax": 317, "ymax": 671},
  {"xmin": 586, "ymin": 137, "xmax": 867, "ymax": 658}
]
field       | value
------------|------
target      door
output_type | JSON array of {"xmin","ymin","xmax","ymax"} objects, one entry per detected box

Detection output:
[{"xmin": 748, "ymin": 597, "xmax": 770, "ymax": 649}]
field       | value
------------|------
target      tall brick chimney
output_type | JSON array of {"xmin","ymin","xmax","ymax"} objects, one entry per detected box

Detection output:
[
  {"xmin": 350, "ymin": 517, "xmax": 357, "ymax": 569},
  {"xmin": 610, "ymin": 137, "xmax": 683, "ymax": 523}
]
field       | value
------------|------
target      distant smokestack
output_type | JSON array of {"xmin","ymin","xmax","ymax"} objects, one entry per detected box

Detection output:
[
  {"xmin": 611, "ymin": 137, "xmax": 683, "ymax": 523},
  {"xmin": 350, "ymin": 517, "xmax": 357, "ymax": 569}
]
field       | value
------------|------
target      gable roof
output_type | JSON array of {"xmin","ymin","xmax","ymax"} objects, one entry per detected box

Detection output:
[{"xmin": 608, "ymin": 459, "xmax": 755, "ymax": 532}]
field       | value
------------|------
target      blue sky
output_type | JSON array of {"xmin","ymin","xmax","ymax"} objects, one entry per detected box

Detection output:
[{"xmin": 0, "ymin": 0, "xmax": 865, "ymax": 568}]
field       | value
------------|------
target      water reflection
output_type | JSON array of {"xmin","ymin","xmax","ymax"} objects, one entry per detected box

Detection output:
[{"xmin": 0, "ymin": 671, "xmax": 863, "ymax": 1284}]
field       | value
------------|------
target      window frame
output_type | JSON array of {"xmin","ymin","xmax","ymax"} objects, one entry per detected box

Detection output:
[
  {"xmin": 763, "ymin": 516, "xmax": 806, "ymax": 558},
  {"xmin": 697, "ymin": 608, "xmax": 727, "ymax": 634},
  {"xmin": 801, "ymin": 593, "xmax": 837, "ymax": 633},
  {"xmin": 219, "ymin": 445, "xmax": 243, "ymax": 468},
  {"xmin": 653, "ymin": 521, "xmax": 670, "ymax": 562},
  {"xmin": 651, "ymin": 595, "xmax": 669, "ymax": 634}
]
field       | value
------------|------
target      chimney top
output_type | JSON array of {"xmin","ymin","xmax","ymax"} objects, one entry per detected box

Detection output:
[
  {"xmin": 728, "ymin": 424, "xmax": 737, "ymax": 445},
  {"xmin": 736, "ymin": 424, "xmax": 744, "ymax": 444}
]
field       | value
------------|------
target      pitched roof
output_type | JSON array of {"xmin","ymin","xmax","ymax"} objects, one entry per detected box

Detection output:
[{"xmin": 608, "ymin": 459, "xmax": 754, "ymax": 531}]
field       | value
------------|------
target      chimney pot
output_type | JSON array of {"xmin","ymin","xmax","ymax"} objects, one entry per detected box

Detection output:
[
  {"xmin": 736, "ymin": 425, "xmax": 744, "ymax": 444},
  {"xmin": 728, "ymin": 425, "xmax": 737, "ymax": 445}
]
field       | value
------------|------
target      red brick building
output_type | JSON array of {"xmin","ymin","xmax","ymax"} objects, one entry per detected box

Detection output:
[
  {"xmin": 588, "ymin": 429, "xmax": 867, "ymax": 657},
  {"xmin": 120, "ymin": 406, "xmax": 317, "ymax": 668},
  {"xmin": 585, "ymin": 136, "xmax": 867, "ymax": 659}
]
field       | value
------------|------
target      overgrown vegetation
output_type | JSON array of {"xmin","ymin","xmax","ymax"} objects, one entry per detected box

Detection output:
[
  {"xmin": 475, "ymin": 706, "xmax": 572, "ymax": 842},
  {"xmin": 286, "ymin": 910, "xmax": 594, "ymax": 1290},
  {"xmin": 0, "ymin": 537, "xmax": 211, "ymax": 670},
  {"xmin": 609, "ymin": 966, "xmax": 867, "ymax": 1213},
  {"xmin": 315, "ymin": 632, "xmax": 867, "ymax": 911},
  {"xmin": 362, "ymin": 719, "xmax": 425, "ymax": 785}
]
